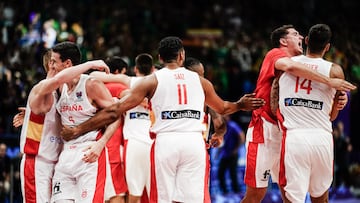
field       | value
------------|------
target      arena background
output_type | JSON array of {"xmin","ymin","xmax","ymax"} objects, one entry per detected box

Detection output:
[{"xmin": 0, "ymin": 1, "xmax": 359, "ymax": 202}]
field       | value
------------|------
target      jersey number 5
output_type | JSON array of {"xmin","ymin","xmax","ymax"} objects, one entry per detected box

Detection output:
[
  {"xmin": 295, "ymin": 77, "xmax": 312, "ymax": 94},
  {"xmin": 177, "ymin": 84, "xmax": 188, "ymax": 105}
]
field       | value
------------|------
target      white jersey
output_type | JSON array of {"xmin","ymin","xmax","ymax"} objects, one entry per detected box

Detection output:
[
  {"xmin": 150, "ymin": 67, "xmax": 205, "ymax": 135},
  {"xmin": 279, "ymin": 55, "xmax": 336, "ymax": 133},
  {"xmin": 123, "ymin": 77, "xmax": 152, "ymax": 144},
  {"xmin": 19, "ymin": 92, "xmax": 63, "ymax": 162},
  {"xmin": 56, "ymin": 74, "xmax": 99, "ymax": 144}
]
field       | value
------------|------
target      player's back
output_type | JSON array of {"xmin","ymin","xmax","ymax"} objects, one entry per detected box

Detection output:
[
  {"xmin": 279, "ymin": 55, "xmax": 336, "ymax": 132},
  {"xmin": 150, "ymin": 67, "xmax": 205, "ymax": 135}
]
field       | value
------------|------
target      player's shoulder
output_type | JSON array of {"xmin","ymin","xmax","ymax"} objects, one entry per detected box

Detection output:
[{"xmin": 330, "ymin": 62, "xmax": 344, "ymax": 78}]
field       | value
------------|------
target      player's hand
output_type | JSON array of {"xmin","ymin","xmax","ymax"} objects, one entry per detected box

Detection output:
[
  {"xmin": 13, "ymin": 107, "xmax": 26, "ymax": 128},
  {"xmin": 329, "ymin": 78, "xmax": 357, "ymax": 91},
  {"xmin": 237, "ymin": 93, "xmax": 265, "ymax": 111},
  {"xmin": 89, "ymin": 60, "xmax": 110, "ymax": 74},
  {"xmin": 336, "ymin": 91, "xmax": 348, "ymax": 110},
  {"xmin": 208, "ymin": 133, "xmax": 224, "ymax": 148},
  {"xmin": 82, "ymin": 141, "xmax": 105, "ymax": 163},
  {"xmin": 61, "ymin": 125, "xmax": 79, "ymax": 141}
]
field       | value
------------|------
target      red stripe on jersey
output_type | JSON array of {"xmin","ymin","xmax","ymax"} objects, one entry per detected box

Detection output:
[
  {"xmin": 24, "ymin": 155, "xmax": 36, "ymax": 203},
  {"xmin": 23, "ymin": 138, "xmax": 40, "ymax": 155},
  {"xmin": 244, "ymin": 142, "xmax": 258, "ymax": 187},
  {"xmin": 29, "ymin": 111, "xmax": 45, "ymax": 124},
  {"xmin": 203, "ymin": 144, "xmax": 211, "ymax": 203},
  {"xmin": 149, "ymin": 142, "xmax": 158, "ymax": 202},
  {"xmin": 93, "ymin": 149, "xmax": 107, "ymax": 202},
  {"xmin": 277, "ymin": 109, "xmax": 287, "ymax": 187}
]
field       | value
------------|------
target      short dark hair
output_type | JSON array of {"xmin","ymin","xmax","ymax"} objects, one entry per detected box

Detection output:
[
  {"xmin": 135, "ymin": 53, "xmax": 153, "ymax": 75},
  {"xmin": 158, "ymin": 36, "xmax": 184, "ymax": 63},
  {"xmin": 307, "ymin": 24, "xmax": 331, "ymax": 54},
  {"xmin": 52, "ymin": 41, "xmax": 81, "ymax": 65},
  {"xmin": 270, "ymin": 24, "xmax": 294, "ymax": 48},
  {"xmin": 105, "ymin": 56, "xmax": 128, "ymax": 74},
  {"xmin": 184, "ymin": 57, "xmax": 201, "ymax": 72}
]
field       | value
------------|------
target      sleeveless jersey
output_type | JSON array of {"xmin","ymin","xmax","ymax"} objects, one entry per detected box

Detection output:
[
  {"xmin": 248, "ymin": 48, "xmax": 287, "ymax": 143},
  {"xmin": 150, "ymin": 67, "xmax": 205, "ymax": 135},
  {"xmin": 56, "ymin": 74, "xmax": 99, "ymax": 144},
  {"xmin": 279, "ymin": 55, "xmax": 336, "ymax": 133},
  {"xmin": 19, "ymin": 92, "xmax": 63, "ymax": 162},
  {"xmin": 123, "ymin": 77, "xmax": 152, "ymax": 144}
]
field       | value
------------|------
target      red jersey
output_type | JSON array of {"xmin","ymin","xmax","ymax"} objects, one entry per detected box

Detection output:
[
  {"xmin": 248, "ymin": 48, "xmax": 287, "ymax": 143},
  {"xmin": 105, "ymin": 82, "xmax": 127, "ymax": 154}
]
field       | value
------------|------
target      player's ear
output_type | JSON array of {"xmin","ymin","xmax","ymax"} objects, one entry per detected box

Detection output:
[
  {"xmin": 279, "ymin": 38, "xmax": 287, "ymax": 46},
  {"xmin": 305, "ymin": 36, "xmax": 309, "ymax": 46},
  {"xmin": 325, "ymin": 43, "xmax": 330, "ymax": 52}
]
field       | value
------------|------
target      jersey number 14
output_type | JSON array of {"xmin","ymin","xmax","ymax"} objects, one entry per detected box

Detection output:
[{"xmin": 295, "ymin": 77, "xmax": 312, "ymax": 94}]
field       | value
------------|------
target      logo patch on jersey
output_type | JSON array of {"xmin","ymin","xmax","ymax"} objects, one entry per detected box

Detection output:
[
  {"xmin": 53, "ymin": 181, "xmax": 62, "ymax": 195},
  {"xmin": 129, "ymin": 112, "xmax": 149, "ymax": 120},
  {"xmin": 261, "ymin": 169, "xmax": 271, "ymax": 181},
  {"xmin": 161, "ymin": 110, "xmax": 201, "ymax": 120},
  {"xmin": 50, "ymin": 135, "xmax": 63, "ymax": 144},
  {"xmin": 284, "ymin": 98, "xmax": 323, "ymax": 110},
  {"xmin": 76, "ymin": 91, "xmax": 83, "ymax": 101},
  {"xmin": 81, "ymin": 189, "xmax": 88, "ymax": 199}
]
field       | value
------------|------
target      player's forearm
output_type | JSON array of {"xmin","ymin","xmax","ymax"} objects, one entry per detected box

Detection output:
[
  {"xmin": 287, "ymin": 61, "xmax": 331, "ymax": 85},
  {"xmin": 74, "ymin": 105, "xmax": 121, "ymax": 136},
  {"xmin": 209, "ymin": 109, "xmax": 227, "ymax": 136},
  {"xmin": 329, "ymin": 91, "xmax": 345, "ymax": 121},
  {"xmin": 97, "ymin": 119, "xmax": 120, "ymax": 146},
  {"xmin": 55, "ymin": 61, "xmax": 94, "ymax": 82},
  {"xmin": 214, "ymin": 118, "xmax": 226, "ymax": 136}
]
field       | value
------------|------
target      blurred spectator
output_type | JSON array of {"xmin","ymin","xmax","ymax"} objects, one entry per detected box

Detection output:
[
  {"xmin": 0, "ymin": 143, "xmax": 10, "ymax": 202},
  {"xmin": 42, "ymin": 19, "xmax": 57, "ymax": 48},
  {"xmin": 333, "ymin": 121, "xmax": 352, "ymax": 188},
  {"xmin": 217, "ymin": 115, "xmax": 245, "ymax": 195}
]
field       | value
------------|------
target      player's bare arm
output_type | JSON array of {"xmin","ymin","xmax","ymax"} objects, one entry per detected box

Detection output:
[
  {"xmin": 90, "ymin": 71, "xmax": 131, "ymax": 87},
  {"xmin": 202, "ymin": 77, "xmax": 265, "ymax": 114},
  {"xmin": 208, "ymin": 108, "xmax": 226, "ymax": 148},
  {"xmin": 270, "ymin": 74, "xmax": 281, "ymax": 116},
  {"xmin": 275, "ymin": 57, "xmax": 356, "ymax": 91},
  {"xmin": 329, "ymin": 63, "xmax": 347, "ymax": 121}
]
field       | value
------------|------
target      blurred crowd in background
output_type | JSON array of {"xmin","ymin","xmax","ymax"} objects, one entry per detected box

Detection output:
[{"xmin": 1, "ymin": 0, "xmax": 360, "ymax": 202}]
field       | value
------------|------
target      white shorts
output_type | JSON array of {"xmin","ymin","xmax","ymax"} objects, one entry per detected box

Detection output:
[
  {"xmin": 20, "ymin": 154, "xmax": 56, "ymax": 203},
  {"xmin": 124, "ymin": 138, "xmax": 152, "ymax": 196},
  {"xmin": 150, "ymin": 132, "xmax": 207, "ymax": 203},
  {"xmin": 281, "ymin": 128, "xmax": 333, "ymax": 203},
  {"xmin": 244, "ymin": 117, "xmax": 282, "ymax": 188},
  {"xmin": 51, "ymin": 141, "xmax": 107, "ymax": 203}
]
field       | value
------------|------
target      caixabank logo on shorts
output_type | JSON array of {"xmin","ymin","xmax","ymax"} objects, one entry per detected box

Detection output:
[
  {"xmin": 284, "ymin": 98, "xmax": 323, "ymax": 110},
  {"xmin": 161, "ymin": 110, "xmax": 201, "ymax": 120}
]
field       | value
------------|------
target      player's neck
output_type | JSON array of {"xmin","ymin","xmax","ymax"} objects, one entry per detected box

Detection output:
[
  {"xmin": 66, "ymin": 77, "xmax": 80, "ymax": 93},
  {"xmin": 164, "ymin": 62, "xmax": 182, "ymax": 69},
  {"xmin": 306, "ymin": 50, "xmax": 324, "ymax": 58}
]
